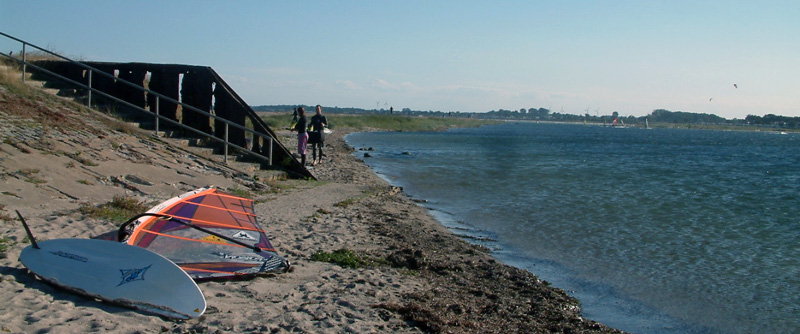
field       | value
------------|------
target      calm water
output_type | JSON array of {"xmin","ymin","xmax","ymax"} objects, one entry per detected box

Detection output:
[{"xmin": 346, "ymin": 122, "xmax": 800, "ymax": 334}]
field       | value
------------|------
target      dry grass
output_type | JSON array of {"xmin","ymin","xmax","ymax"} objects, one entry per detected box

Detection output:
[
  {"xmin": 0, "ymin": 61, "xmax": 35, "ymax": 98},
  {"xmin": 1, "ymin": 59, "xmax": 143, "ymax": 138}
]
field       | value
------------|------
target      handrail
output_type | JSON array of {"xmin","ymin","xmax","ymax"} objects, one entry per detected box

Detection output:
[
  {"xmin": 16, "ymin": 60, "xmax": 273, "ymax": 164},
  {"xmin": 0, "ymin": 31, "xmax": 289, "ymax": 171}
]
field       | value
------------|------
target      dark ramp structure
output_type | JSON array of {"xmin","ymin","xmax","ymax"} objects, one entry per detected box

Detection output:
[{"xmin": 30, "ymin": 60, "xmax": 312, "ymax": 179}]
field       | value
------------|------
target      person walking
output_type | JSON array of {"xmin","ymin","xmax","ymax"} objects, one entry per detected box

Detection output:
[
  {"xmin": 308, "ymin": 105, "xmax": 328, "ymax": 165},
  {"xmin": 292, "ymin": 106, "xmax": 308, "ymax": 166}
]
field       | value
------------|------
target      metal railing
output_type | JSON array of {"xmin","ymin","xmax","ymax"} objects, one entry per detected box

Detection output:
[{"xmin": 0, "ymin": 31, "xmax": 275, "ymax": 167}]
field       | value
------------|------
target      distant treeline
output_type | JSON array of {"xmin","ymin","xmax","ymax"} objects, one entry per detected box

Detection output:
[
  {"xmin": 252, "ymin": 105, "xmax": 800, "ymax": 129},
  {"xmin": 743, "ymin": 114, "xmax": 800, "ymax": 128}
]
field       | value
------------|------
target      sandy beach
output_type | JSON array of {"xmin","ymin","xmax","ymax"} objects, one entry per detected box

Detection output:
[{"xmin": 0, "ymin": 82, "xmax": 625, "ymax": 333}]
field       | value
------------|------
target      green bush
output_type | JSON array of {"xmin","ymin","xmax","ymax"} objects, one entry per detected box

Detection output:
[
  {"xmin": 79, "ymin": 195, "xmax": 149, "ymax": 222},
  {"xmin": 310, "ymin": 249, "xmax": 377, "ymax": 269}
]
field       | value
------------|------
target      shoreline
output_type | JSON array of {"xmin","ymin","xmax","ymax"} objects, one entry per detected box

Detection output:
[
  {"xmin": 343, "ymin": 129, "xmax": 682, "ymax": 334},
  {"xmin": 281, "ymin": 127, "xmax": 627, "ymax": 333},
  {"xmin": 0, "ymin": 83, "xmax": 625, "ymax": 332}
]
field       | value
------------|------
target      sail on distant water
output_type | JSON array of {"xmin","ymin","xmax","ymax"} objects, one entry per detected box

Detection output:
[{"xmin": 121, "ymin": 187, "xmax": 289, "ymax": 280}]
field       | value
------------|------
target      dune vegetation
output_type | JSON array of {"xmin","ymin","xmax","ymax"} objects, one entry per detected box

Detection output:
[{"xmin": 260, "ymin": 112, "xmax": 499, "ymax": 132}]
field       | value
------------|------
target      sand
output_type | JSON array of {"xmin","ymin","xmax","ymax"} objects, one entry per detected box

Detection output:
[{"xmin": 0, "ymin": 83, "xmax": 624, "ymax": 333}]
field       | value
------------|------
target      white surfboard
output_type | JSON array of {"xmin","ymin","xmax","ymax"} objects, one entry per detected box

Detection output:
[{"xmin": 19, "ymin": 238, "xmax": 206, "ymax": 319}]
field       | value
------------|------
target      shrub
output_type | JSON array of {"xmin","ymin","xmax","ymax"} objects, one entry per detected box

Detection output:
[
  {"xmin": 310, "ymin": 248, "xmax": 383, "ymax": 269},
  {"xmin": 79, "ymin": 195, "xmax": 149, "ymax": 222}
]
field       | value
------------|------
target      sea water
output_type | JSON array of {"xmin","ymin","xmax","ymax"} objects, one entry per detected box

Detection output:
[{"xmin": 346, "ymin": 122, "xmax": 800, "ymax": 334}]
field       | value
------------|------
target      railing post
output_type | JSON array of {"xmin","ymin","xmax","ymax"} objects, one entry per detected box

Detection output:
[
  {"xmin": 268, "ymin": 137, "xmax": 273, "ymax": 166},
  {"xmin": 87, "ymin": 70, "xmax": 92, "ymax": 109},
  {"xmin": 21, "ymin": 43, "xmax": 26, "ymax": 83},
  {"xmin": 224, "ymin": 123, "xmax": 229, "ymax": 164},
  {"xmin": 155, "ymin": 96, "xmax": 160, "ymax": 136}
]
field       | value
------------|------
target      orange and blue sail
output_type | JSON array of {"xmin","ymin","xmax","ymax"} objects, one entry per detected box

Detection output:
[{"xmin": 118, "ymin": 187, "xmax": 289, "ymax": 280}]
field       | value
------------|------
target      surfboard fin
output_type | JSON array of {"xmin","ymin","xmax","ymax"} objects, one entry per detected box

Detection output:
[{"xmin": 15, "ymin": 210, "xmax": 40, "ymax": 249}]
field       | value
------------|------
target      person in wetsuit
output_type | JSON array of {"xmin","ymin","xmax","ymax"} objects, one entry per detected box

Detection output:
[
  {"xmin": 308, "ymin": 104, "xmax": 328, "ymax": 165},
  {"xmin": 292, "ymin": 106, "xmax": 308, "ymax": 166}
]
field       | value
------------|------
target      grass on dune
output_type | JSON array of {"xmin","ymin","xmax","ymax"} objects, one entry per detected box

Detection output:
[{"xmin": 260, "ymin": 113, "xmax": 499, "ymax": 132}]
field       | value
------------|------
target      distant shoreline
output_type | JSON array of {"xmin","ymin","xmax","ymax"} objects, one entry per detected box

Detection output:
[
  {"xmin": 258, "ymin": 111, "xmax": 799, "ymax": 134},
  {"xmin": 501, "ymin": 118, "xmax": 800, "ymax": 133}
]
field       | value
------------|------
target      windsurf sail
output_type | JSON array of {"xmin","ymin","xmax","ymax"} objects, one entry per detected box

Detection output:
[{"xmin": 117, "ymin": 187, "xmax": 289, "ymax": 280}]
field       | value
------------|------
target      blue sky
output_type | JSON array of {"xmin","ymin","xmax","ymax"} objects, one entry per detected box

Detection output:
[{"xmin": 2, "ymin": 1, "xmax": 798, "ymax": 118}]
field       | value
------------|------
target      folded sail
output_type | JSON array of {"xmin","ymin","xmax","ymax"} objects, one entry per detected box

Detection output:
[{"xmin": 123, "ymin": 187, "xmax": 289, "ymax": 280}]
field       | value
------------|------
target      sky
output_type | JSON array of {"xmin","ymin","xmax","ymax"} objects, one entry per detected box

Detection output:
[{"xmin": 2, "ymin": 1, "xmax": 798, "ymax": 119}]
